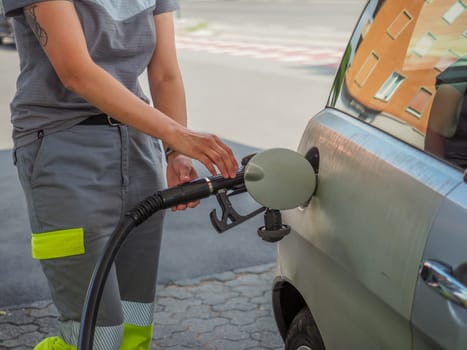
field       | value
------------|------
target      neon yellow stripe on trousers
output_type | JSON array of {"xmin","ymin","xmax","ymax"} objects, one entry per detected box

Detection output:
[
  {"xmin": 31, "ymin": 228, "xmax": 85, "ymax": 260},
  {"xmin": 34, "ymin": 336, "xmax": 76, "ymax": 350},
  {"xmin": 120, "ymin": 323, "xmax": 154, "ymax": 350}
]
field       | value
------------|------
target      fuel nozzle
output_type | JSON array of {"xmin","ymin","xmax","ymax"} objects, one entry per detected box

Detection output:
[
  {"xmin": 130, "ymin": 147, "xmax": 317, "ymax": 227},
  {"xmin": 210, "ymin": 148, "xmax": 318, "ymax": 237}
]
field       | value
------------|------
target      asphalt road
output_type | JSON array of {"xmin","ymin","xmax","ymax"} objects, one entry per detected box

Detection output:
[{"xmin": 0, "ymin": 0, "xmax": 363, "ymax": 307}]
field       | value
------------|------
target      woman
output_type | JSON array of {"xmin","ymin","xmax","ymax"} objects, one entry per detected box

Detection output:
[
  {"xmin": 3, "ymin": 0, "xmax": 238, "ymax": 349},
  {"xmin": 425, "ymin": 58, "xmax": 467, "ymax": 169}
]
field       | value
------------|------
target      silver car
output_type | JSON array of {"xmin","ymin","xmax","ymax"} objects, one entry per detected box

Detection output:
[{"xmin": 273, "ymin": 0, "xmax": 467, "ymax": 349}]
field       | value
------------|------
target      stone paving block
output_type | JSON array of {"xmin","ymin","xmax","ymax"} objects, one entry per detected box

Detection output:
[
  {"xmin": 190, "ymin": 281, "xmax": 226, "ymax": 295},
  {"xmin": 154, "ymin": 310, "xmax": 184, "ymax": 326},
  {"xmin": 228, "ymin": 273, "xmax": 271, "ymax": 287},
  {"xmin": 0, "ymin": 323, "xmax": 37, "ymax": 339},
  {"xmin": 212, "ymin": 297, "xmax": 256, "ymax": 312},
  {"xmin": 154, "ymin": 302, "xmax": 165, "ymax": 313},
  {"xmin": 205, "ymin": 337, "xmax": 260, "ymax": 350},
  {"xmin": 248, "ymin": 316, "xmax": 279, "ymax": 333},
  {"xmin": 36, "ymin": 316, "xmax": 58, "ymax": 334},
  {"xmin": 27, "ymin": 303, "xmax": 58, "ymax": 318},
  {"xmin": 174, "ymin": 304, "xmax": 217, "ymax": 319},
  {"xmin": 0, "ymin": 310, "xmax": 34, "ymax": 325},
  {"xmin": 1, "ymin": 330, "xmax": 43, "ymax": 349},
  {"xmin": 233, "ymin": 284, "xmax": 268, "ymax": 298},
  {"xmin": 156, "ymin": 297, "xmax": 202, "ymax": 313},
  {"xmin": 251, "ymin": 290, "xmax": 272, "ymax": 305},
  {"xmin": 153, "ymin": 329, "xmax": 202, "ymax": 348},
  {"xmin": 154, "ymin": 322, "xmax": 189, "ymax": 339},
  {"xmin": 251, "ymin": 330, "xmax": 284, "ymax": 348},
  {"xmin": 0, "ymin": 337, "xmax": 28, "ymax": 349},
  {"xmin": 222, "ymin": 309, "xmax": 260, "ymax": 326},
  {"xmin": 210, "ymin": 323, "xmax": 250, "ymax": 341},
  {"xmin": 164, "ymin": 345, "xmax": 201, "ymax": 350},
  {"xmin": 157, "ymin": 285, "xmax": 194, "ymax": 300},
  {"xmin": 196, "ymin": 290, "xmax": 240, "ymax": 305},
  {"xmin": 182, "ymin": 317, "xmax": 229, "ymax": 333}
]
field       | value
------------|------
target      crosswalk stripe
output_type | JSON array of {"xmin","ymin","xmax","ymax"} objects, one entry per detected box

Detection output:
[{"xmin": 176, "ymin": 35, "xmax": 345, "ymax": 67}]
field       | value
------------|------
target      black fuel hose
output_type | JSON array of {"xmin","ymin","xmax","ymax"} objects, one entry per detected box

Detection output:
[{"xmin": 78, "ymin": 171, "xmax": 245, "ymax": 350}]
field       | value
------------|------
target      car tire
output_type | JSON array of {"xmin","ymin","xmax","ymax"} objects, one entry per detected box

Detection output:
[{"xmin": 284, "ymin": 307, "xmax": 325, "ymax": 350}]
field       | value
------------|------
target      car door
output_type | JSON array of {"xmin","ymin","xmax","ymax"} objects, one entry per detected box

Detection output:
[
  {"xmin": 412, "ymin": 183, "xmax": 467, "ymax": 350},
  {"xmin": 282, "ymin": 109, "xmax": 462, "ymax": 350},
  {"xmin": 279, "ymin": 0, "xmax": 466, "ymax": 349}
]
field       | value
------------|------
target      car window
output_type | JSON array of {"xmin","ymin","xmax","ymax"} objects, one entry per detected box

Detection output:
[{"xmin": 329, "ymin": 0, "xmax": 467, "ymax": 170}]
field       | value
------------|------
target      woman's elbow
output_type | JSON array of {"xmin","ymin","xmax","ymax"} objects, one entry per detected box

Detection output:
[{"xmin": 54, "ymin": 60, "xmax": 96, "ymax": 94}]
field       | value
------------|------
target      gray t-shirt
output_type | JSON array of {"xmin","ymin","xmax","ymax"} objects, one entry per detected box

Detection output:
[{"xmin": 4, "ymin": 0, "xmax": 178, "ymax": 147}]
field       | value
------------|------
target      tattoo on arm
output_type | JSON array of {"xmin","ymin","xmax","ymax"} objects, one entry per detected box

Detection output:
[{"xmin": 24, "ymin": 5, "xmax": 48, "ymax": 47}]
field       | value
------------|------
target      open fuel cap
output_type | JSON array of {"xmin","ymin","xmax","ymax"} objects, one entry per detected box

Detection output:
[{"xmin": 244, "ymin": 148, "xmax": 317, "ymax": 210}]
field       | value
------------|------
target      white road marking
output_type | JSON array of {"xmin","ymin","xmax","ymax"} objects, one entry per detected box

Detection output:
[{"xmin": 176, "ymin": 35, "xmax": 346, "ymax": 67}]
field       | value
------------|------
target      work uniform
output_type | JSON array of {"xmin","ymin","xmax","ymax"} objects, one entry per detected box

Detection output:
[{"xmin": 4, "ymin": 0, "xmax": 178, "ymax": 348}]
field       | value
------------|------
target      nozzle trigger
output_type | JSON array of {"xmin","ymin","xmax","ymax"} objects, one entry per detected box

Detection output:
[{"xmin": 209, "ymin": 190, "xmax": 265, "ymax": 233}]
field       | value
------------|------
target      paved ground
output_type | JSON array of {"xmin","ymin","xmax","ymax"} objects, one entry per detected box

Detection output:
[{"xmin": 0, "ymin": 264, "xmax": 283, "ymax": 350}]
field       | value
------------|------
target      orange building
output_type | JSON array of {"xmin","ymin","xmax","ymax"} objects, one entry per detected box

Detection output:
[{"xmin": 345, "ymin": 0, "xmax": 467, "ymax": 134}]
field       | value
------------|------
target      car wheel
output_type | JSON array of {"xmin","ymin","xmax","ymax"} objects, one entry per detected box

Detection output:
[{"xmin": 284, "ymin": 307, "xmax": 325, "ymax": 350}]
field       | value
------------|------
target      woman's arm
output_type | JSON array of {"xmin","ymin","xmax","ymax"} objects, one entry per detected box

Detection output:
[
  {"xmin": 148, "ymin": 12, "xmax": 200, "ymax": 210},
  {"xmin": 425, "ymin": 84, "xmax": 463, "ymax": 157},
  {"xmin": 148, "ymin": 12, "xmax": 187, "ymax": 130},
  {"xmin": 24, "ymin": 1, "xmax": 238, "ymax": 178}
]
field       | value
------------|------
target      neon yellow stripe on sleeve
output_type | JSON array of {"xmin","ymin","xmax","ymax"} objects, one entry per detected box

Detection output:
[{"xmin": 31, "ymin": 228, "xmax": 85, "ymax": 260}]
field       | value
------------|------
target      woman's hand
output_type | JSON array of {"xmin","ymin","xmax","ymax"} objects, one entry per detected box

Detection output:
[
  {"xmin": 165, "ymin": 125, "xmax": 239, "ymax": 179},
  {"xmin": 166, "ymin": 153, "xmax": 201, "ymax": 211}
]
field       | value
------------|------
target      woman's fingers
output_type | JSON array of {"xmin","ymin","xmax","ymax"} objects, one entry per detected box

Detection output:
[
  {"xmin": 199, "ymin": 135, "xmax": 238, "ymax": 178},
  {"xmin": 166, "ymin": 129, "xmax": 239, "ymax": 178},
  {"xmin": 196, "ymin": 153, "xmax": 218, "ymax": 177}
]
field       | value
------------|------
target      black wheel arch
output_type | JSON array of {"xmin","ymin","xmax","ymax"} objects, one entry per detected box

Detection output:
[{"xmin": 272, "ymin": 277, "xmax": 307, "ymax": 341}]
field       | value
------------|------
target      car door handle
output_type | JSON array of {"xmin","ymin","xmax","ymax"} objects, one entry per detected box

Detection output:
[{"xmin": 420, "ymin": 260, "xmax": 467, "ymax": 309}]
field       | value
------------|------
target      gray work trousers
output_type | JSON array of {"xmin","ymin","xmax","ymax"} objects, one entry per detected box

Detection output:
[{"xmin": 15, "ymin": 123, "xmax": 167, "ymax": 348}]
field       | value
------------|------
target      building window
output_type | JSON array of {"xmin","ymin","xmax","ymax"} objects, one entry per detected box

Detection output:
[
  {"xmin": 387, "ymin": 10, "xmax": 413, "ymax": 39},
  {"xmin": 375, "ymin": 72, "xmax": 405, "ymax": 102},
  {"xmin": 442, "ymin": 1, "xmax": 466, "ymax": 24},
  {"xmin": 406, "ymin": 88, "xmax": 433, "ymax": 118},
  {"xmin": 411, "ymin": 32, "xmax": 436, "ymax": 57},
  {"xmin": 355, "ymin": 52, "xmax": 379, "ymax": 87}
]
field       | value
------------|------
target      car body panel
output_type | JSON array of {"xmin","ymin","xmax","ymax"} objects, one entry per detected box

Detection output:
[
  {"xmin": 278, "ymin": 108, "xmax": 461, "ymax": 349},
  {"xmin": 278, "ymin": 230, "xmax": 411, "ymax": 349},
  {"xmin": 412, "ymin": 184, "xmax": 467, "ymax": 350}
]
